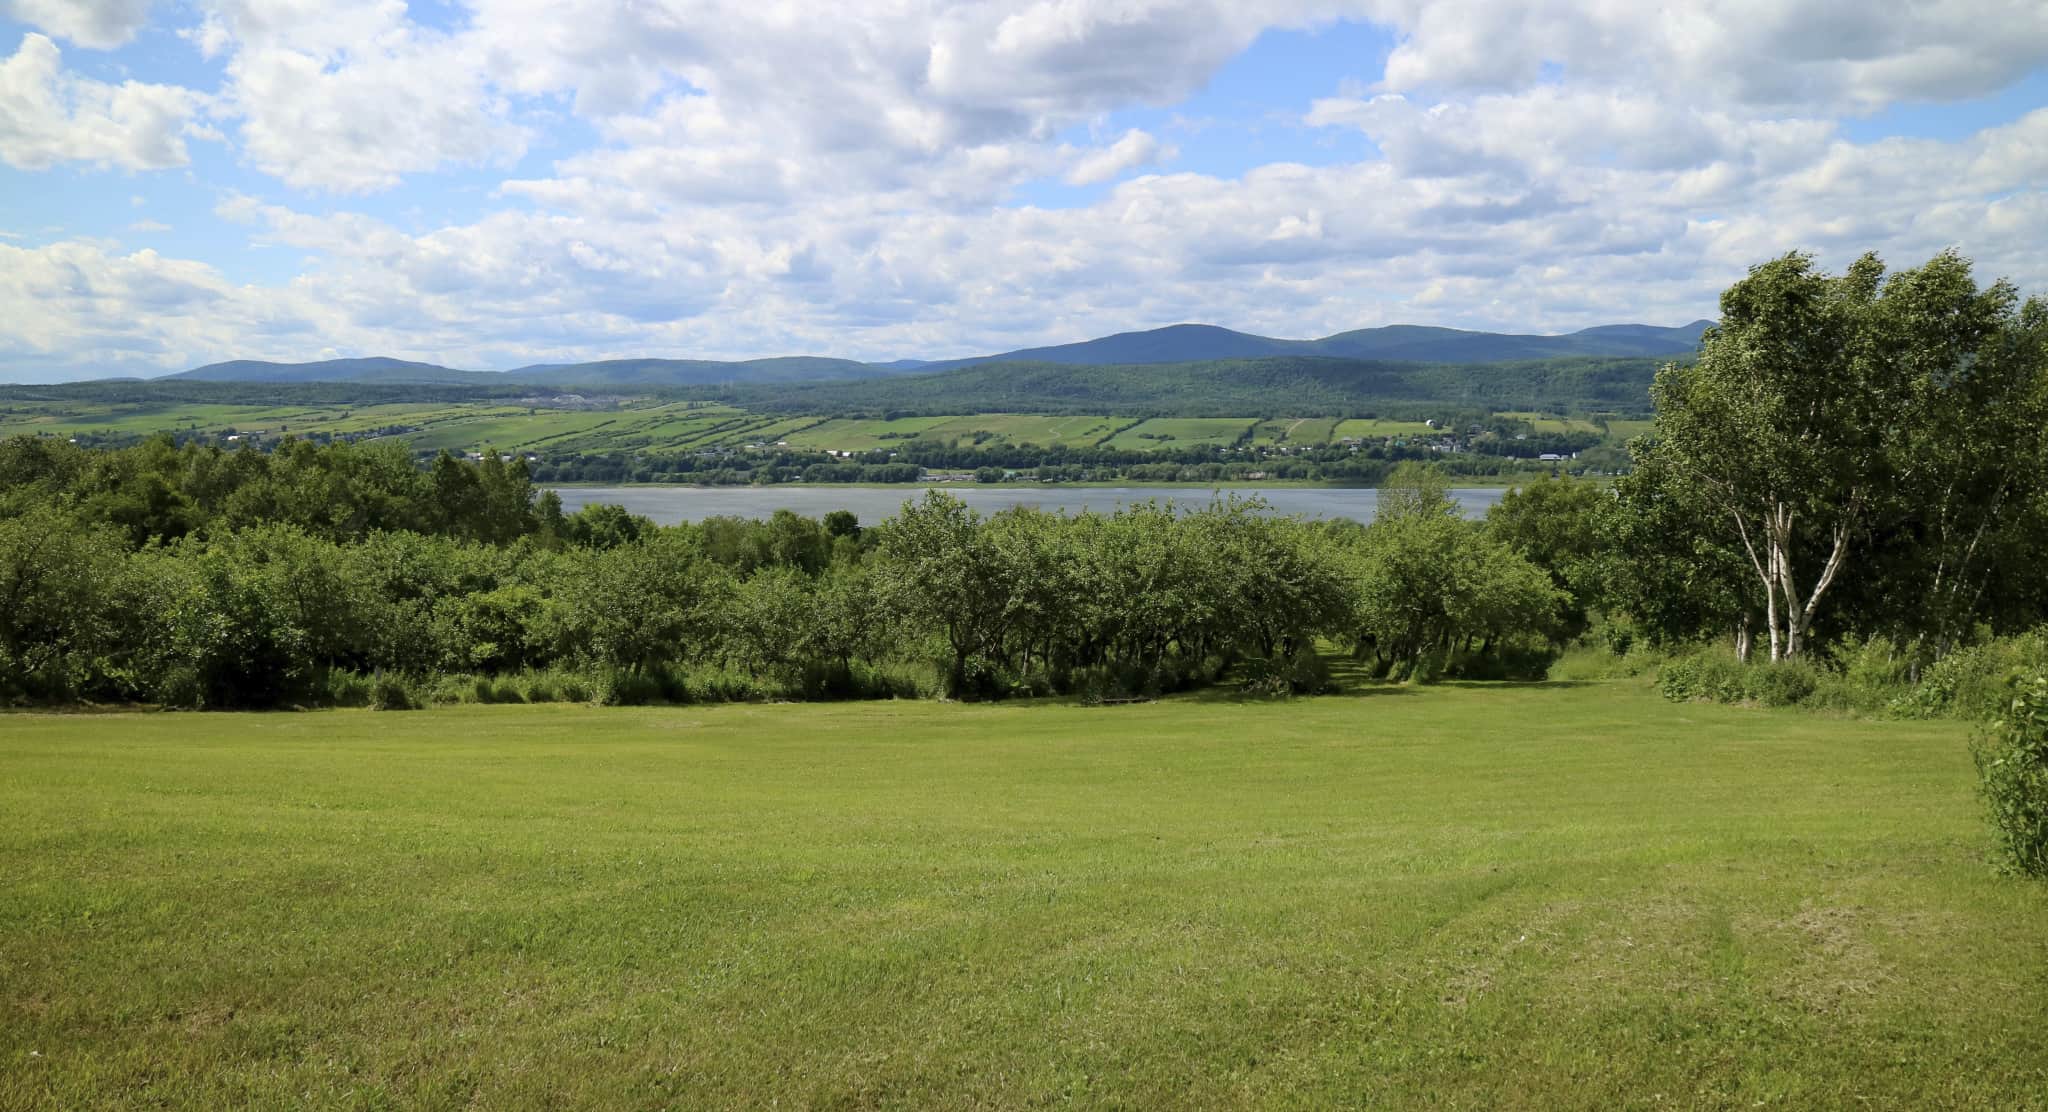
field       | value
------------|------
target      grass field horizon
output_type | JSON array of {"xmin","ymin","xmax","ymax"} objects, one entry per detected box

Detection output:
[{"xmin": 5, "ymin": 680, "xmax": 2044, "ymax": 1107}]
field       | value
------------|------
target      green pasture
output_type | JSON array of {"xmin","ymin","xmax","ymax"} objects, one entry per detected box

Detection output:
[
  {"xmin": 780, "ymin": 415, "xmax": 959, "ymax": 452},
  {"xmin": 786, "ymin": 414, "xmax": 1129, "ymax": 453},
  {"xmin": 2, "ymin": 400, "xmax": 1652, "ymax": 460},
  {"xmin": 3, "ymin": 680, "xmax": 2042, "ymax": 1107},
  {"xmin": 923, "ymin": 414, "xmax": 1125, "ymax": 449},
  {"xmin": 398, "ymin": 408, "xmax": 627, "ymax": 453},
  {"xmin": 0, "ymin": 402, "xmax": 335, "ymax": 439},
  {"xmin": 1332, "ymin": 417, "xmax": 1439, "ymax": 440},
  {"xmin": 1103, "ymin": 417, "xmax": 1257, "ymax": 450},
  {"xmin": 1270, "ymin": 416, "xmax": 1340, "ymax": 444},
  {"xmin": 1498, "ymin": 411, "xmax": 1605, "ymax": 435}
]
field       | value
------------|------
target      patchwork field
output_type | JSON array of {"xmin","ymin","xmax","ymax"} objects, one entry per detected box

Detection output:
[
  {"xmin": 0, "ymin": 397, "xmax": 1660, "ymax": 461},
  {"xmin": 3, "ymin": 681, "xmax": 2042, "ymax": 1107}
]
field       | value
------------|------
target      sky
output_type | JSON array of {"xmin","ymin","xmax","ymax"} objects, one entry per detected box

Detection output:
[{"xmin": 1, "ymin": 1, "xmax": 2045, "ymax": 381}]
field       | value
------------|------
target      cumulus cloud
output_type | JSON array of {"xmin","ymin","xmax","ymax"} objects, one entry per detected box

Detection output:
[
  {"xmin": 0, "ymin": 32, "xmax": 202, "ymax": 170},
  {"xmin": 1366, "ymin": 0, "xmax": 2048, "ymax": 112},
  {"xmin": 194, "ymin": 1, "xmax": 526, "ymax": 192},
  {"xmin": 1065, "ymin": 129, "xmax": 1175, "ymax": 185},
  {"xmin": 5, "ymin": 0, "xmax": 2048, "ymax": 378},
  {"xmin": 4, "ymin": 0, "xmax": 155, "ymax": 49}
]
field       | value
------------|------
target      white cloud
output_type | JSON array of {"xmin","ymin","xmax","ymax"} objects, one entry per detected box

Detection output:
[
  {"xmin": 1366, "ymin": 0, "xmax": 2048, "ymax": 113},
  {"xmin": 0, "ymin": 32, "xmax": 202, "ymax": 170},
  {"xmin": 198, "ymin": 2, "xmax": 526, "ymax": 192},
  {"xmin": 48, "ymin": 93, "xmax": 2042, "ymax": 378},
  {"xmin": 4, "ymin": 0, "xmax": 155, "ymax": 50},
  {"xmin": 5, "ymin": 1, "xmax": 2048, "ymax": 379},
  {"xmin": 1065, "ymin": 128, "xmax": 1175, "ymax": 185}
]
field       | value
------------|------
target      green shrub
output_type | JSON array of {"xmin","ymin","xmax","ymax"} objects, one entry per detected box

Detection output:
[
  {"xmin": 317, "ymin": 669, "xmax": 374, "ymax": 708},
  {"xmin": 591, "ymin": 668, "xmax": 665, "ymax": 706},
  {"xmin": 1657, "ymin": 647, "xmax": 1821, "ymax": 707},
  {"xmin": 1238, "ymin": 649, "xmax": 1334, "ymax": 697},
  {"xmin": 368, "ymin": 674, "xmax": 415, "ymax": 711},
  {"xmin": 1893, "ymin": 631, "xmax": 2048, "ymax": 721},
  {"xmin": 686, "ymin": 667, "xmax": 766, "ymax": 704},
  {"xmin": 1547, "ymin": 641, "xmax": 1666, "ymax": 682},
  {"xmin": 1746, "ymin": 659, "xmax": 1820, "ymax": 706},
  {"xmin": 1974, "ymin": 676, "xmax": 2048, "ymax": 878},
  {"xmin": 423, "ymin": 673, "xmax": 482, "ymax": 705},
  {"xmin": 1656, "ymin": 646, "xmax": 1743, "ymax": 702},
  {"xmin": 1446, "ymin": 643, "xmax": 1555, "ymax": 682}
]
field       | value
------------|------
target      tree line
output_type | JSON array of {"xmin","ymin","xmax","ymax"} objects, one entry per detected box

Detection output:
[
  {"xmin": 3, "ymin": 249, "xmax": 2045, "ymax": 717},
  {"xmin": 0, "ymin": 434, "xmax": 1569, "ymax": 707}
]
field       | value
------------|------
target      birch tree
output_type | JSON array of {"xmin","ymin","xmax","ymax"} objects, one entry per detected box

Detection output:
[
  {"xmin": 1640, "ymin": 250, "xmax": 2047, "ymax": 661},
  {"xmin": 1642, "ymin": 252, "xmax": 1886, "ymax": 661}
]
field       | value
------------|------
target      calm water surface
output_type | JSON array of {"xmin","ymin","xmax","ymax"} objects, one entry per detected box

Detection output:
[{"xmin": 549, "ymin": 485, "xmax": 1507, "ymax": 524}]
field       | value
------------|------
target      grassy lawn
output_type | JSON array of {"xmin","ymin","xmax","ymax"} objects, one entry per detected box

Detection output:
[{"xmin": 3, "ymin": 682, "xmax": 2044, "ymax": 1107}]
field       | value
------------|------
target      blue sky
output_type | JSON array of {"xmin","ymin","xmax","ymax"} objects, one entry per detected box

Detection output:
[{"xmin": 2, "ymin": 1, "xmax": 2045, "ymax": 380}]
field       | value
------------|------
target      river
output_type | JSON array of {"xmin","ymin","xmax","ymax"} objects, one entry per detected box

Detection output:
[{"xmin": 547, "ymin": 484, "xmax": 1509, "ymax": 524}]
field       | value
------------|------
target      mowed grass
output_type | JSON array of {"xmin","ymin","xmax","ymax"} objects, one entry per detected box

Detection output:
[{"xmin": 3, "ymin": 684, "xmax": 2046, "ymax": 1108}]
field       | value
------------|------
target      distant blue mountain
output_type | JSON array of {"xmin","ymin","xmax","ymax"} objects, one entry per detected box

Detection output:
[
  {"xmin": 501, "ymin": 356, "xmax": 889, "ymax": 385},
  {"xmin": 920, "ymin": 320, "xmax": 1712, "ymax": 370},
  {"xmin": 148, "ymin": 319, "xmax": 1711, "ymax": 387},
  {"xmin": 175, "ymin": 357, "xmax": 487, "ymax": 384},
  {"xmin": 170, "ymin": 355, "xmax": 895, "ymax": 387}
]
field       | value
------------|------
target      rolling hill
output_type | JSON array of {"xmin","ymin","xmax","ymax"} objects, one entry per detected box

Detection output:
[
  {"xmin": 500, "ymin": 356, "xmax": 888, "ymax": 385},
  {"xmin": 170, "ymin": 355, "xmax": 892, "ymax": 387},
  {"xmin": 147, "ymin": 320, "xmax": 1709, "ymax": 389},
  {"xmin": 175, "ymin": 357, "xmax": 489, "ymax": 385},
  {"xmin": 918, "ymin": 320, "xmax": 1711, "ymax": 371}
]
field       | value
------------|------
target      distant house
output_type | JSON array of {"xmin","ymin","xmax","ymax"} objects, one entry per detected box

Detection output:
[{"xmin": 1538, "ymin": 453, "xmax": 1565, "ymax": 461}]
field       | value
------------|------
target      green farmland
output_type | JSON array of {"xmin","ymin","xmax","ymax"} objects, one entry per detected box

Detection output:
[
  {"xmin": 1333, "ymin": 417, "xmax": 1439, "ymax": 439},
  {"xmin": 0, "ymin": 396, "xmax": 1643, "ymax": 462},
  {"xmin": 1103, "ymin": 416, "xmax": 1259, "ymax": 450},
  {"xmin": 4, "ymin": 680, "xmax": 2043, "ymax": 1107}
]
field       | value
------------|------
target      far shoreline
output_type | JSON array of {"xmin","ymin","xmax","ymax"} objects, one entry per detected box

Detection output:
[{"xmin": 541, "ymin": 476, "xmax": 1562, "ymax": 491}]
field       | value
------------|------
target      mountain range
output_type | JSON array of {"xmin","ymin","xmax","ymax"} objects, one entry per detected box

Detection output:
[{"xmin": 154, "ymin": 320, "xmax": 1711, "ymax": 387}]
